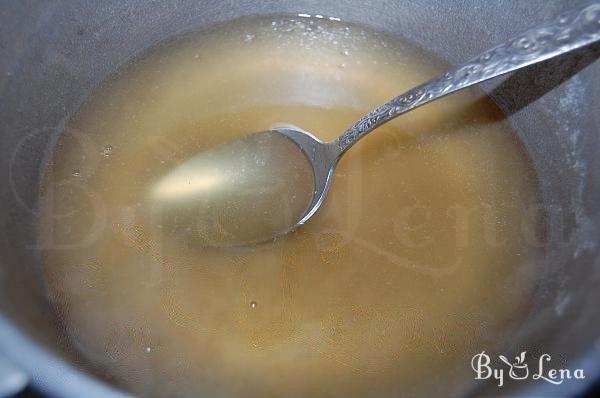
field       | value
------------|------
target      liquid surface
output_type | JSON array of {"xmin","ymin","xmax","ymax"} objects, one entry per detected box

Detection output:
[{"xmin": 38, "ymin": 16, "xmax": 544, "ymax": 398}]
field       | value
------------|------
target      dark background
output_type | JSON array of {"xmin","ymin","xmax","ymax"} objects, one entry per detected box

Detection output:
[{"xmin": 13, "ymin": 381, "xmax": 600, "ymax": 398}]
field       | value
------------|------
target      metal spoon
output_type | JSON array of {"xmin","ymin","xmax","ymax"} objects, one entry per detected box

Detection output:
[{"xmin": 152, "ymin": 2, "xmax": 600, "ymax": 247}]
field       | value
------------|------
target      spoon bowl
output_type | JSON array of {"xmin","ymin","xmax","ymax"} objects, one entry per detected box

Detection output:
[
  {"xmin": 274, "ymin": 126, "xmax": 341, "ymax": 225},
  {"xmin": 151, "ymin": 130, "xmax": 315, "ymax": 246}
]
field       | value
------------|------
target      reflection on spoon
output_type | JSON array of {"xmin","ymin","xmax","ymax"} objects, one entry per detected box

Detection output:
[{"xmin": 151, "ymin": 131, "xmax": 314, "ymax": 247}]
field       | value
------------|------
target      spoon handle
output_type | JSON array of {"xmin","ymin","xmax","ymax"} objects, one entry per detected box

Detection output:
[{"xmin": 335, "ymin": 2, "xmax": 600, "ymax": 153}]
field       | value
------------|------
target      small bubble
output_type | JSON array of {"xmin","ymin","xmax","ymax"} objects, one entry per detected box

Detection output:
[
  {"xmin": 338, "ymin": 63, "xmax": 346, "ymax": 69},
  {"xmin": 72, "ymin": 169, "xmax": 81, "ymax": 177},
  {"xmin": 101, "ymin": 145, "xmax": 113, "ymax": 157},
  {"xmin": 341, "ymin": 49, "xmax": 349, "ymax": 56},
  {"xmin": 144, "ymin": 346, "xmax": 152, "ymax": 353},
  {"xmin": 517, "ymin": 37, "xmax": 532, "ymax": 49},
  {"xmin": 250, "ymin": 301, "xmax": 258, "ymax": 309}
]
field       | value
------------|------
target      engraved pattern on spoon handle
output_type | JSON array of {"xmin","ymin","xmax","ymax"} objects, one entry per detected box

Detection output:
[{"xmin": 336, "ymin": 2, "xmax": 600, "ymax": 153}]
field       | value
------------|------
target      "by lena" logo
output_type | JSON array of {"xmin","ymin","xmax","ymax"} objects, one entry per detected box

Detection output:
[{"xmin": 471, "ymin": 351, "xmax": 585, "ymax": 387}]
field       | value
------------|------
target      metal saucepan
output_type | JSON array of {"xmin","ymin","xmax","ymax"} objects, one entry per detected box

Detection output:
[{"xmin": 0, "ymin": 0, "xmax": 599, "ymax": 397}]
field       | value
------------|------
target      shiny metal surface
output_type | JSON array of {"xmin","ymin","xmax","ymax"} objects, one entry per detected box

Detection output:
[
  {"xmin": 0, "ymin": 0, "xmax": 599, "ymax": 397},
  {"xmin": 0, "ymin": 354, "xmax": 27, "ymax": 397},
  {"xmin": 337, "ymin": 2, "xmax": 600, "ymax": 153}
]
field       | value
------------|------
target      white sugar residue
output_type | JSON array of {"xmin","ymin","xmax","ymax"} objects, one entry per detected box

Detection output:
[
  {"xmin": 554, "ymin": 293, "xmax": 571, "ymax": 316},
  {"xmin": 556, "ymin": 76, "xmax": 597, "ymax": 260}
]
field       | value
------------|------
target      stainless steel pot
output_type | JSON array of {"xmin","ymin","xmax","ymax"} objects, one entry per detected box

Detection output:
[{"xmin": 0, "ymin": 1, "xmax": 599, "ymax": 397}]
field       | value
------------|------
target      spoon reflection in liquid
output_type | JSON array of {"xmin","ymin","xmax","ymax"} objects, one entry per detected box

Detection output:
[{"xmin": 151, "ymin": 3, "xmax": 600, "ymax": 247}]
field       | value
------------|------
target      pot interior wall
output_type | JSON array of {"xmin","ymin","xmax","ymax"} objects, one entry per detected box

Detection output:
[{"xmin": 0, "ymin": 1, "xmax": 599, "ymax": 397}]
